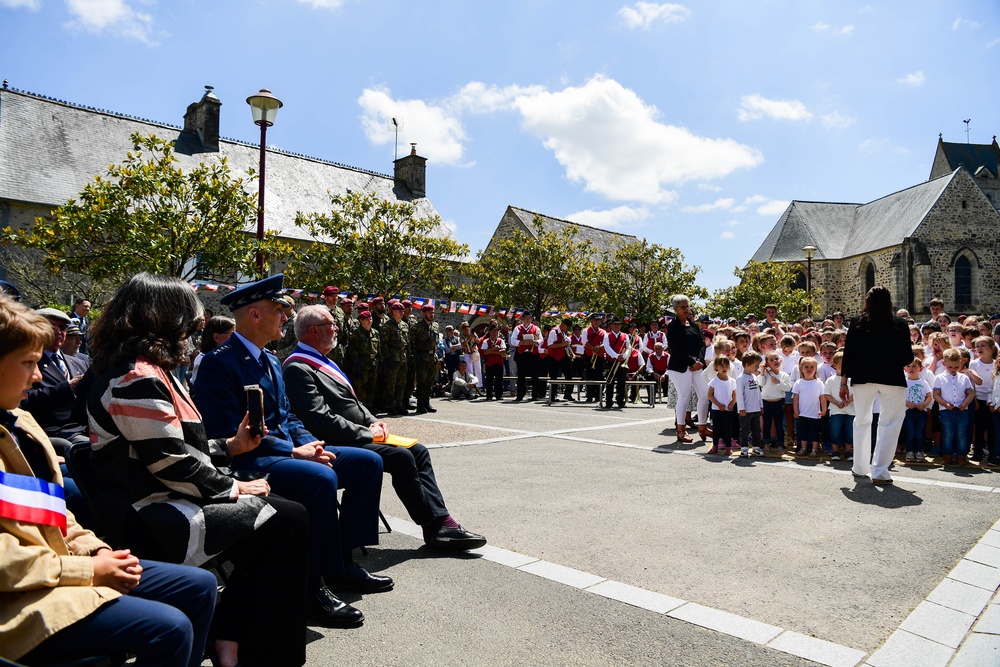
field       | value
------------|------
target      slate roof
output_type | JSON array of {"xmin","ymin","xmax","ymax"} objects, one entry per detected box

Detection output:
[
  {"xmin": 940, "ymin": 140, "xmax": 1000, "ymax": 178},
  {"xmin": 751, "ymin": 170, "xmax": 958, "ymax": 262},
  {"xmin": 507, "ymin": 206, "xmax": 638, "ymax": 254},
  {"xmin": 0, "ymin": 88, "xmax": 449, "ymax": 244}
]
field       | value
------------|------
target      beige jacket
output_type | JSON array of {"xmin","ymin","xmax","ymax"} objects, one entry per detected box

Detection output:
[{"xmin": 0, "ymin": 409, "xmax": 120, "ymax": 660}]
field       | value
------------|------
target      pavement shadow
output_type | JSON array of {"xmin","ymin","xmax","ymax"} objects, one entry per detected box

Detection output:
[
  {"xmin": 840, "ymin": 483, "xmax": 923, "ymax": 508},
  {"xmin": 358, "ymin": 546, "xmax": 482, "ymax": 574}
]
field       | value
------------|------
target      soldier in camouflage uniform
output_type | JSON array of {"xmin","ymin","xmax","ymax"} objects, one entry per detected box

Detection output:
[
  {"xmin": 322, "ymin": 286, "xmax": 346, "ymax": 365},
  {"xmin": 410, "ymin": 303, "xmax": 440, "ymax": 414},
  {"xmin": 402, "ymin": 300, "xmax": 417, "ymax": 408},
  {"xmin": 370, "ymin": 296, "xmax": 387, "ymax": 332},
  {"xmin": 344, "ymin": 308, "xmax": 379, "ymax": 412},
  {"xmin": 379, "ymin": 301, "xmax": 409, "ymax": 415}
]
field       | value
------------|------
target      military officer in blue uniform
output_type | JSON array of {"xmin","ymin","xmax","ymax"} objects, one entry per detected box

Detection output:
[{"xmin": 193, "ymin": 274, "xmax": 391, "ymax": 629}]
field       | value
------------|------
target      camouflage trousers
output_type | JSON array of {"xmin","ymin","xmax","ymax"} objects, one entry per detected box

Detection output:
[
  {"xmin": 413, "ymin": 356, "xmax": 438, "ymax": 399},
  {"xmin": 380, "ymin": 360, "xmax": 409, "ymax": 409}
]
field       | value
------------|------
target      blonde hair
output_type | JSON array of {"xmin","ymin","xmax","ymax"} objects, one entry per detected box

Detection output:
[
  {"xmin": 942, "ymin": 348, "xmax": 962, "ymax": 363},
  {"xmin": 0, "ymin": 294, "xmax": 54, "ymax": 355}
]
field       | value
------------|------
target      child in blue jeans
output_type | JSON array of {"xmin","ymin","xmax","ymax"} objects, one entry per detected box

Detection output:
[
  {"xmin": 822, "ymin": 351, "xmax": 854, "ymax": 461},
  {"xmin": 903, "ymin": 358, "xmax": 933, "ymax": 462},
  {"xmin": 933, "ymin": 348, "xmax": 975, "ymax": 465}
]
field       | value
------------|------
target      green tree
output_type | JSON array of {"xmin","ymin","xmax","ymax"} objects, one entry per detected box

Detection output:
[
  {"xmin": 463, "ymin": 216, "xmax": 597, "ymax": 316},
  {"xmin": 706, "ymin": 261, "xmax": 816, "ymax": 321},
  {"xmin": 3, "ymin": 133, "xmax": 274, "ymax": 282},
  {"xmin": 593, "ymin": 240, "xmax": 706, "ymax": 322},
  {"xmin": 284, "ymin": 191, "xmax": 468, "ymax": 297}
]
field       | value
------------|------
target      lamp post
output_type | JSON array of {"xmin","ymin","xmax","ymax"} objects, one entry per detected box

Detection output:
[
  {"xmin": 802, "ymin": 244, "xmax": 817, "ymax": 318},
  {"xmin": 246, "ymin": 88, "xmax": 283, "ymax": 276}
]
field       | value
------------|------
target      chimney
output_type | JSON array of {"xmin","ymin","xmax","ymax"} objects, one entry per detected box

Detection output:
[
  {"xmin": 183, "ymin": 85, "xmax": 222, "ymax": 152},
  {"xmin": 393, "ymin": 143, "xmax": 426, "ymax": 198}
]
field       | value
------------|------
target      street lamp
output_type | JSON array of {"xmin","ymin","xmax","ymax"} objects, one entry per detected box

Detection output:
[
  {"xmin": 246, "ymin": 88, "xmax": 283, "ymax": 276},
  {"xmin": 802, "ymin": 244, "xmax": 817, "ymax": 318}
]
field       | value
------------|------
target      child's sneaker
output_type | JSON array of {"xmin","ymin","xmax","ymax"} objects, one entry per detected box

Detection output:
[
  {"xmin": 753, "ymin": 446, "xmax": 764, "ymax": 457},
  {"xmin": 916, "ymin": 451, "xmax": 926, "ymax": 462},
  {"xmin": 809, "ymin": 449, "xmax": 819, "ymax": 458},
  {"xmin": 846, "ymin": 451, "xmax": 854, "ymax": 461},
  {"xmin": 905, "ymin": 452, "xmax": 915, "ymax": 462},
  {"xmin": 831, "ymin": 451, "xmax": 841, "ymax": 461},
  {"xmin": 740, "ymin": 446, "xmax": 749, "ymax": 458}
]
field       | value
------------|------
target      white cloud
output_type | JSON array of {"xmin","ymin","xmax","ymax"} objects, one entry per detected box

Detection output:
[
  {"xmin": 1, "ymin": 0, "xmax": 40, "ymax": 9},
  {"xmin": 720, "ymin": 231, "xmax": 735, "ymax": 240},
  {"xmin": 357, "ymin": 87, "xmax": 468, "ymax": 165},
  {"xmin": 298, "ymin": 0, "xmax": 343, "ymax": 8},
  {"xmin": 897, "ymin": 70, "xmax": 925, "ymax": 87},
  {"xmin": 618, "ymin": 2, "xmax": 691, "ymax": 29},
  {"xmin": 698, "ymin": 183, "xmax": 722, "ymax": 192},
  {"xmin": 724, "ymin": 219, "xmax": 740, "ymax": 227},
  {"xmin": 953, "ymin": 16, "xmax": 980, "ymax": 30},
  {"xmin": 811, "ymin": 22, "xmax": 854, "ymax": 35},
  {"xmin": 987, "ymin": 38, "xmax": 999, "ymax": 49},
  {"xmin": 859, "ymin": 138, "xmax": 888, "ymax": 155},
  {"xmin": 64, "ymin": 0, "xmax": 155, "ymax": 43},
  {"xmin": 358, "ymin": 76, "xmax": 762, "ymax": 202},
  {"xmin": 822, "ymin": 111, "xmax": 855, "ymax": 128},
  {"xmin": 682, "ymin": 197, "xmax": 734, "ymax": 213},
  {"xmin": 515, "ymin": 76, "xmax": 762, "ymax": 203},
  {"xmin": 565, "ymin": 206, "xmax": 650, "ymax": 230},
  {"xmin": 743, "ymin": 194, "xmax": 767, "ymax": 205},
  {"xmin": 737, "ymin": 94, "xmax": 813, "ymax": 122},
  {"xmin": 756, "ymin": 200, "xmax": 790, "ymax": 216}
]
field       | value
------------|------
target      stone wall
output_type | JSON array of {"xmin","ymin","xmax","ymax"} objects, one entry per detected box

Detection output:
[
  {"xmin": 914, "ymin": 170, "xmax": 1000, "ymax": 314},
  {"xmin": 483, "ymin": 207, "xmax": 530, "ymax": 254}
]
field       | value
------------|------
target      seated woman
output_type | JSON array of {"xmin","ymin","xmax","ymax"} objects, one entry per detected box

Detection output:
[
  {"xmin": 87, "ymin": 273, "xmax": 311, "ymax": 667},
  {"xmin": 0, "ymin": 294, "xmax": 217, "ymax": 667},
  {"xmin": 190, "ymin": 315, "xmax": 235, "ymax": 386}
]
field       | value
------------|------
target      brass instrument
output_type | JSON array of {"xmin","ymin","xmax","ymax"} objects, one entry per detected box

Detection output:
[{"xmin": 605, "ymin": 334, "xmax": 633, "ymax": 385}]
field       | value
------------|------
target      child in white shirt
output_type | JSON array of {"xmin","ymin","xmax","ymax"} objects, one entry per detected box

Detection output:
[
  {"xmin": 903, "ymin": 358, "xmax": 933, "ymax": 462},
  {"xmin": 707, "ymin": 356, "xmax": 737, "ymax": 456},
  {"xmin": 933, "ymin": 348, "xmax": 975, "ymax": 465},
  {"xmin": 970, "ymin": 336, "xmax": 997, "ymax": 462},
  {"xmin": 822, "ymin": 351, "xmax": 854, "ymax": 462},
  {"xmin": 760, "ymin": 351, "xmax": 792, "ymax": 455},
  {"xmin": 792, "ymin": 356, "xmax": 824, "ymax": 457}
]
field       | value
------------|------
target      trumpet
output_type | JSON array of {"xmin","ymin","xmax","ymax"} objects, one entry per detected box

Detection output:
[{"xmin": 605, "ymin": 336, "xmax": 633, "ymax": 385}]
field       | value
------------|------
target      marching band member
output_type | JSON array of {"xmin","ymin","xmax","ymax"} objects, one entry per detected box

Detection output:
[
  {"xmin": 570, "ymin": 324, "xmax": 587, "ymax": 393},
  {"xmin": 480, "ymin": 324, "xmax": 507, "ymax": 401},
  {"xmin": 582, "ymin": 313, "xmax": 606, "ymax": 403},
  {"xmin": 602, "ymin": 317, "xmax": 630, "ymax": 409},
  {"xmin": 643, "ymin": 320, "xmax": 666, "ymax": 356},
  {"xmin": 646, "ymin": 341, "xmax": 670, "ymax": 400},
  {"xmin": 625, "ymin": 338, "xmax": 647, "ymax": 403},
  {"xmin": 510, "ymin": 312, "xmax": 543, "ymax": 402},
  {"xmin": 546, "ymin": 319, "xmax": 575, "ymax": 403}
]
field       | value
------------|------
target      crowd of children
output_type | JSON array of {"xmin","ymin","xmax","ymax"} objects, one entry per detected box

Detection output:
[{"xmin": 697, "ymin": 312, "xmax": 1000, "ymax": 469}]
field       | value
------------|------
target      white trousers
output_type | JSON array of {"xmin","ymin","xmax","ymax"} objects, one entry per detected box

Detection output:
[
  {"xmin": 851, "ymin": 383, "xmax": 906, "ymax": 481},
  {"xmin": 667, "ymin": 369, "xmax": 710, "ymax": 425}
]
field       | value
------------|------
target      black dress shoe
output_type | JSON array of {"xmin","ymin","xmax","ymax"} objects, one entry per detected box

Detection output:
[
  {"xmin": 307, "ymin": 586, "xmax": 364, "ymax": 628},
  {"xmin": 425, "ymin": 524, "xmax": 488, "ymax": 551},
  {"xmin": 327, "ymin": 563, "xmax": 394, "ymax": 593}
]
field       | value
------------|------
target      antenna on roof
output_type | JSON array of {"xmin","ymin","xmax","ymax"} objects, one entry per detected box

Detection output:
[
  {"xmin": 388, "ymin": 117, "xmax": 405, "ymax": 161},
  {"xmin": 963, "ymin": 119, "xmax": 971, "ymax": 144}
]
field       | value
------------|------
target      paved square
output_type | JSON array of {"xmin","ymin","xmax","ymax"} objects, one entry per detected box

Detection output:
[{"xmin": 303, "ymin": 398, "xmax": 1000, "ymax": 665}]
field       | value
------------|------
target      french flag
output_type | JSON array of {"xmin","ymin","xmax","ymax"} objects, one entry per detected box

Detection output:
[
  {"xmin": 459, "ymin": 303, "xmax": 472, "ymax": 314},
  {"xmin": 0, "ymin": 471, "xmax": 67, "ymax": 535},
  {"xmin": 412, "ymin": 297, "xmax": 426, "ymax": 308},
  {"xmin": 476, "ymin": 304, "xmax": 489, "ymax": 315},
  {"xmin": 449, "ymin": 301, "xmax": 459, "ymax": 313}
]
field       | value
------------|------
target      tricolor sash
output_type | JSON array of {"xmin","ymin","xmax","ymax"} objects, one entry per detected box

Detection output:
[
  {"xmin": 0, "ymin": 470, "xmax": 67, "ymax": 535},
  {"xmin": 283, "ymin": 345, "xmax": 357, "ymax": 397}
]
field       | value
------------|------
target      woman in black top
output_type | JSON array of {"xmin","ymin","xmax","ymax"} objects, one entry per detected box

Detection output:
[
  {"xmin": 840, "ymin": 286, "xmax": 913, "ymax": 485},
  {"xmin": 666, "ymin": 295, "xmax": 707, "ymax": 443}
]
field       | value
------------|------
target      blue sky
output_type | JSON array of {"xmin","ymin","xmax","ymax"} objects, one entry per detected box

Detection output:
[{"xmin": 2, "ymin": 0, "xmax": 998, "ymax": 293}]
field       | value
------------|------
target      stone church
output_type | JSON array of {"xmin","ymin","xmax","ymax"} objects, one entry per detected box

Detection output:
[{"xmin": 751, "ymin": 137, "xmax": 1000, "ymax": 318}]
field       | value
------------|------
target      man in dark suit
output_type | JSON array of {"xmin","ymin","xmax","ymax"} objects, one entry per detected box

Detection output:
[
  {"xmin": 21, "ymin": 308, "xmax": 90, "ymax": 448},
  {"xmin": 193, "ymin": 274, "xmax": 390, "ymax": 629},
  {"xmin": 283, "ymin": 305, "xmax": 487, "ymax": 551}
]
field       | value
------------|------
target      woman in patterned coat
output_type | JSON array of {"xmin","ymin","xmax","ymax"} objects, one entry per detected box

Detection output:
[{"xmin": 87, "ymin": 273, "xmax": 310, "ymax": 667}]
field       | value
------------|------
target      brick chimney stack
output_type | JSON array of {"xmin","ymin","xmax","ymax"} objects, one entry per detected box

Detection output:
[
  {"xmin": 393, "ymin": 143, "xmax": 426, "ymax": 198},
  {"xmin": 183, "ymin": 86, "xmax": 221, "ymax": 152}
]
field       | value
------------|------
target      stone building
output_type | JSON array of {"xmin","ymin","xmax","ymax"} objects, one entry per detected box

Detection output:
[
  {"xmin": 751, "ymin": 139, "xmax": 1000, "ymax": 318},
  {"xmin": 0, "ymin": 84, "xmax": 450, "ymax": 306}
]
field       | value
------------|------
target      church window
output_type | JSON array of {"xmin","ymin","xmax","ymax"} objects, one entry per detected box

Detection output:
[
  {"xmin": 792, "ymin": 271, "xmax": 807, "ymax": 290},
  {"xmin": 955, "ymin": 255, "xmax": 972, "ymax": 305},
  {"xmin": 961, "ymin": 200, "xmax": 968, "ymax": 209},
  {"xmin": 865, "ymin": 263, "xmax": 875, "ymax": 293}
]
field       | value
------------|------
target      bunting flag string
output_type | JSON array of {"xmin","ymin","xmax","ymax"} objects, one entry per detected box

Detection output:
[{"xmin": 187, "ymin": 280, "xmax": 602, "ymax": 321}]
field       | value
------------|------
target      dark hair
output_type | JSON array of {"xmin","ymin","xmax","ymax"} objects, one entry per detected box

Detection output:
[
  {"xmin": 200, "ymin": 316, "xmax": 236, "ymax": 353},
  {"xmin": 860, "ymin": 286, "xmax": 894, "ymax": 329},
  {"xmin": 91, "ymin": 273, "xmax": 204, "ymax": 374}
]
